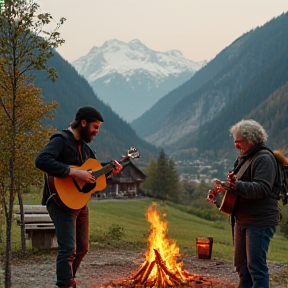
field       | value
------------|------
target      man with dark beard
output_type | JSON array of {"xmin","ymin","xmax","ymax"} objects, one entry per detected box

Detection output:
[{"xmin": 35, "ymin": 106, "xmax": 123, "ymax": 288}]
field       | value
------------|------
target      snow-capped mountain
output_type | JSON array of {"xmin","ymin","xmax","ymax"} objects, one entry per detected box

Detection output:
[{"xmin": 72, "ymin": 39, "xmax": 206, "ymax": 122}]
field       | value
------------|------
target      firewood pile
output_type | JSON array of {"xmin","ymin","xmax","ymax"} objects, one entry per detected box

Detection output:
[
  {"xmin": 105, "ymin": 278, "xmax": 212, "ymax": 288},
  {"xmin": 104, "ymin": 249, "xmax": 212, "ymax": 288}
]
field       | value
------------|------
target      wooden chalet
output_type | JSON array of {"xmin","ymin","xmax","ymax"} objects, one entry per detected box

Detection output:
[{"xmin": 95, "ymin": 160, "xmax": 147, "ymax": 198}]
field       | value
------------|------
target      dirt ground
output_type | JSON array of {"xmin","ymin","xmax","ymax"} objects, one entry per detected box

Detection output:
[{"xmin": 8, "ymin": 249, "xmax": 288, "ymax": 288}]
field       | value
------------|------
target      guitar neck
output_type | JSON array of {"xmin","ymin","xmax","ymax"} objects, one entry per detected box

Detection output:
[
  {"xmin": 91, "ymin": 155, "xmax": 131, "ymax": 178},
  {"xmin": 92, "ymin": 163, "xmax": 113, "ymax": 178}
]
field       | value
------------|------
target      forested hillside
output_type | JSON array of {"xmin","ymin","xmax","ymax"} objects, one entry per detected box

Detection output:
[
  {"xmin": 131, "ymin": 12, "xmax": 288, "ymax": 161},
  {"xmin": 248, "ymin": 82, "xmax": 288, "ymax": 150},
  {"xmin": 131, "ymin": 39, "xmax": 233, "ymax": 137},
  {"xmin": 172, "ymin": 44, "xmax": 288, "ymax": 159}
]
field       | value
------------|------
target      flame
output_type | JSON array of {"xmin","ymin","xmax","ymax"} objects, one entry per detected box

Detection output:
[
  {"xmin": 126, "ymin": 202, "xmax": 208, "ymax": 287},
  {"xmin": 144, "ymin": 203, "xmax": 186, "ymax": 281}
]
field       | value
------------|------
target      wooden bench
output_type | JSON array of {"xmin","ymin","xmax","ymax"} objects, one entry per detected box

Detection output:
[{"xmin": 15, "ymin": 205, "xmax": 57, "ymax": 249}]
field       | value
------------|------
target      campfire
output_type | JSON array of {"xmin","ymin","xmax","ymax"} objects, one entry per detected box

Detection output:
[{"xmin": 109, "ymin": 203, "xmax": 211, "ymax": 287}]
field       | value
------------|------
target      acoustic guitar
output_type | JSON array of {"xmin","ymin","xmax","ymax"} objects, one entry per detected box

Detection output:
[
  {"xmin": 47, "ymin": 147, "xmax": 140, "ymax": 209},
  {"xmin": 207, "ymin": 179, "xmax": 237, "ymax": 215},
  {"xmin": 218, "ymin": 190, "xmax": 238, "ymax": 215},
  {"xmin": 207, "ymin": 159, "xmax": 257, "ymax": 215}
]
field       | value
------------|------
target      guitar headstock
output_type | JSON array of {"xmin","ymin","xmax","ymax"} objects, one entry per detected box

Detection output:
[{"xmin": 127, "ymin": 147, "xmax": 140, "ymax": 159}]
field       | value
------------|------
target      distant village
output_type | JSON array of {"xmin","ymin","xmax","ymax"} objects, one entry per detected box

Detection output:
[{"xmin": 175, "ymin": 157, "xmax": 234, "ymax": 183}]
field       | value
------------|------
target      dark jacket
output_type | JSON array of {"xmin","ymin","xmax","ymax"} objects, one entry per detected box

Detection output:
[
  {"xmin": 233, "ymin": 143, "xmax": 280, "ymax": 227},
  {"xmin": 35, "ymin": 129, "xmax": 98, "ymax": 206}
]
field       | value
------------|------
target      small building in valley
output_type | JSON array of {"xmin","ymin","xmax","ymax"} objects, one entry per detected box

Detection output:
[{"xmin": 95, "ymin": 160, "xmax": 146, "ymax": 198}]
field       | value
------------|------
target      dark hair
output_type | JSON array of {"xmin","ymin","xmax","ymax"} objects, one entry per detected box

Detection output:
[
  {"xmin": 70, "ymin": 106, "xmax": 104, "ymax": 129},
  {"xmin": 75, "ymin": 106, "xmax": 104, "ymax": 122}
]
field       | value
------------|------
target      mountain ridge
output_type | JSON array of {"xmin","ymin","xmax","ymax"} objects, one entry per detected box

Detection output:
[{"xmin": 72, "ymin": 39, "xmax": 206, "ymax": 122}]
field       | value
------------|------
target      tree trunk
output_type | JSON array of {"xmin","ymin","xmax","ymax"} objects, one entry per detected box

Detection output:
[
  {"xmin": 18, "ymin": 191, "xmax": 26, "ymax": 255},
  {"xmin": 5, "ymin": 223, "xmax": 12, "ymax": 288},
  {"xmin": 5, "ymin": 186, "xmax": 14, "ymax": 288},
  {"xmin": 0, "ymin": 205, "xmax": 4, "ymax": 243},
  {"xmin": 5, "ymin": 140, "xmax": 16, "ymax": 288}
]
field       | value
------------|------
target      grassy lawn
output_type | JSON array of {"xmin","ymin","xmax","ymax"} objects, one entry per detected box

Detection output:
[{"xmin": 12, "ymin": 195, "xmax": 288, "ymax": 263}]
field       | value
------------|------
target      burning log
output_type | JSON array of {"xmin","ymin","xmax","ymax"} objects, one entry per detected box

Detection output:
[
  {"xmin": 131, "ymin": 261, "xmax": 150, "ymax": 283},
  {"xmin": 129, "ymin": 248, "xmax": 206, "ymax": 287},
  {"xmin": 154, "ymin": 249, "xmax": 181, "ymax": 285},
  {"xmin": 133, "ymin": 260, "xmax": 155, "ymax": 284}
]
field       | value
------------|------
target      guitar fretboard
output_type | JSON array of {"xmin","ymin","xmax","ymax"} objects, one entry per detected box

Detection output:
[{"xmin": 92, "ymin": 164, "xmax": 113, "ymax": 178}]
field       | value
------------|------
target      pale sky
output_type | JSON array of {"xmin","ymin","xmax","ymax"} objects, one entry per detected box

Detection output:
[{"xmin": 37, "ymin": 0, "xmax": 288, "ymax": 63}]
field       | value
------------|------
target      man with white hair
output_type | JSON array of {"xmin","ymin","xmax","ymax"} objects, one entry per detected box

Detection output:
[{"xmin": 222, "ymin": 119, "xmax": 280, "ymax": 288}]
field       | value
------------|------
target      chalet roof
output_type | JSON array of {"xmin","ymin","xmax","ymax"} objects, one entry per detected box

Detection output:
[{"xmin": 109, "ymin": 160, "xmax": 146, "ymax": 183}]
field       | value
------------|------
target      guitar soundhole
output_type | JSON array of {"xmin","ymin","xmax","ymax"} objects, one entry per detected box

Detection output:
[{"xmin": 82, "ymin": 182, "xmax": 96, "ymax": 193}]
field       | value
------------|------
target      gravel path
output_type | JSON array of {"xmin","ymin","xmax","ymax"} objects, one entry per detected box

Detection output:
[{"xmin": 8, "ymin": 250, "xmax": 288, "ymax": 288}]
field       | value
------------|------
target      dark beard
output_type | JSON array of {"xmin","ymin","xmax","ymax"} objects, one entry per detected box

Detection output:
[{"xmin": 80, "ymin": 123, "xmax": 92, "ymax": 143}]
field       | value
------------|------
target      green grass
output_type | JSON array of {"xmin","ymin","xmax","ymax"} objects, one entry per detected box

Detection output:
[
  {"xmin": 87, "ymin": 198, "xmax": 288, "ymax": 263},
  {"xmin": 12, "ymin": 194, "xmax": 288, "ymax": 263}
]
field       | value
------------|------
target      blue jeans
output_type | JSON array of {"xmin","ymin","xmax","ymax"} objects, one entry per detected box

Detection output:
[
  {"xmin": 47, "ymin": 199, "xmax": 89, "ymax": 287},
  {"xmin": 234, "ymin": 223, "xmax": 275, "ymax": 288}
]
